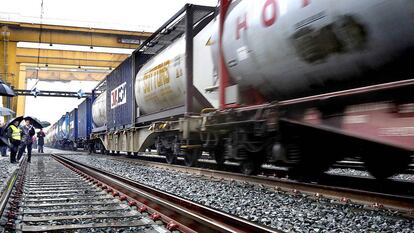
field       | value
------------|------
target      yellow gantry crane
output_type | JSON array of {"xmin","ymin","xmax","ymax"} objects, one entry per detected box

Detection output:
[{"xmin": 0, "ymin": 21, "xmax": 151, "ymax": 115}]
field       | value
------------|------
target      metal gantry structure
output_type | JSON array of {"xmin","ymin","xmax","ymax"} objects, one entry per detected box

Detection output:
[
  {"xmin": 13, "ymin": 89, "xmax": 91, "ymax": 98},
  {"xmin": 0, "ymin": 20, "xmax": 152, "ymax": 115}
]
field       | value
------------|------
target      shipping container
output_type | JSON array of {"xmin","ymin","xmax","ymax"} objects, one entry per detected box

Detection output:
[
  {"xmin": 68, "ymin": 108, "xmax": 78, "ymax": 141},
  {"xmin": 106, "ymin": 56, "xmax": 133, "ymax": 131},
  {"xmin": 92, "ymin": 91, "xmax": 107, "ymax": 128},
  {"xmin": 58, "ymin": 113, "xmax": 70, "ymax": 140},
  {"xmin": 77, "ymin": 97, "xmax": 92, "ymax": 139},
  {"xmin": 57, "ymin": 115, "xmax": 64, "ymax": 140},
  {"xmin": 93, "ymin": 4, "xmax": 216, "ymax": 154},
  {"xmin": 131, "ymin": 4, "xmax": 215, "ymax": 125}
]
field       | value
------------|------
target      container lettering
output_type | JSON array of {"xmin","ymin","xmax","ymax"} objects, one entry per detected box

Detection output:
[
  {"xmin": 143, "ymin": 60, "xmax": 171, "ymax": 94},
  {"xmin": 110, "ymin": 82, "xmax": 127, "ymax": 109}
]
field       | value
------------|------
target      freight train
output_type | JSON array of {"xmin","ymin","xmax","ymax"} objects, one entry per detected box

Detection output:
[
  {"xmin": 46, "ymin": 99, "xmax": 92, "ymax": 150},
  {"xmin": 46, "ymin": 0, "xmax": 414, "ymax": 179}
]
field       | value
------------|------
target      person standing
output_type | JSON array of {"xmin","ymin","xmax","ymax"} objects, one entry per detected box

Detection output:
[
  {"xmin": 17, "ymin": 119, "xmax": 35, "ymax": 163},
  {"xmin": 0, "ymin": 122, "xmax": 8, "ymax": 157},
  {"xmin": 7, "ymin": 120, "xmax": 21, "ymax": 163},
  {"xmin": 37, "ymin": 128, "xmax": 45, "ymax": 153},
  {"xmin": 32, "ymin": 136, "xmax": 37, "ymax": 150}
]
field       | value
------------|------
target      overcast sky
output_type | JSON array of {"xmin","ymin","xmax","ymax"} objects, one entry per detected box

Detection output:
[{"xmin": 0, "ymin": 0, "xmax": 218, "ymax": 31}]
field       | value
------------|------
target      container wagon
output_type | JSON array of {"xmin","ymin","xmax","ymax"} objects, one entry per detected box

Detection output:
[
  {"xmin": 76, "ymin": 97, "xmax": 93, "ymax": 150},
  {"xmin": 50, "ymin": 1, "xmax": 414, "ymax": 179}
]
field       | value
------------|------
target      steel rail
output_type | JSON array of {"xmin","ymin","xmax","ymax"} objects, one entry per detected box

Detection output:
[
  {"xmin": 52, "ymin": 154, "xmax": 279, "ymax": 233},
  {"xmin": 0, "ymin": 170, "xmax": 18, "ymax": 218},
  {"xmin": 101, "ymin": 154, "xmax": 414, "ymax": 197},
  {"xmin": 0, "ymin": 157, "xmax": 27, "ymax": 220},
  {"xmin": 105, "ymin": 156, "xmax": 414, "ymax": 216}
]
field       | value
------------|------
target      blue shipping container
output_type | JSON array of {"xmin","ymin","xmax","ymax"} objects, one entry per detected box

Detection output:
[
  {"xmin": 56, "ymin": 115, "xmax": 64, "ymax": 141},
  {"xmin": 69, "ymin": 108, "xmax": 78, "ymax": 141},
  {"xmin": 77, "ymin": 97, "xmax": 92, "ymax": 139},
  {"xmin": 106, "ymin": 56, "xmax": 133, "ymax": 131},
  {"xmin": 57, "ymin": 113, "xmax": 69, "ymax": 140}
]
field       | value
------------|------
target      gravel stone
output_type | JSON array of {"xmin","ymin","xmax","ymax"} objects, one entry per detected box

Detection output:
[
  {"xmin": 17, "ymin": 155, "xmax": 167, "ymax": 233},
  {"xmin": 63, "ymin": 154, "xmax": 414, "ymax": 233},
  {"xmin": 0, "ymin": 156, "xmax": 19, "ymax": 194},
  {"xmin": 326, "ymin": 168, "xmax": 414, "ymax": 182}
]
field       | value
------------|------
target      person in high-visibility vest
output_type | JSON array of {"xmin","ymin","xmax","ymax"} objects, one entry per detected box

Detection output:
[{"xmin": 7, "ymin": 120, "xmax": 22, "ymax": 163}]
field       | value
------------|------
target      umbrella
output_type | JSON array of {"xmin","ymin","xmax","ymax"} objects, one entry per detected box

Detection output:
[
  {"xmin": 40, "ymin": 121, "xmax": 51, "ymax": 128},
  {"xmin": 0, "ymin": 80, "xmax": 15, "ymax": 97},
  {"xmin": 5, "ymin": 116, "xmax": 47, "ymax": 130},
  {"xmin": 0, "ymin": 136, "xmax": 12, "ymax": 148},
  {"xmin": 0, "ymin": 106, "xmax": 15, "ymax": 116},
  {"xmin": 5, "ymin": 116, "xmax": 24, "ymax": 130},
  {"xmin": 0, "ymin": 119, "xmax": 12, "ymax": 148},
  {"xmin": 0, "ymin": 136, "xmax": 11, "ymax": 148},
  {"xmin": 28, "ymin": 117, "xmax": 50, "ymax": 128},
  {"xmin": 23, "ymin": 116, "xmax": 44, "ymax": 129}
]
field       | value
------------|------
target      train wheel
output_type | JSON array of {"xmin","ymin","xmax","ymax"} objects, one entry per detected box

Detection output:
[
  {"xmin": 165, "ymin": 152, "xmax": 176, "ymax": 164},
  {"xmin": 184, "ymin": 148, "xmax": 201, "ymax": 167},
  {"xmin": 127, "ymin": 152, "xmax": 132, "ymax": 157},
  {"xmin": 240, "ymin": 160, "xmax": 261, "ymax": 175},
  {"xmin": 287, "ymin": 137, "xmax": 341, "ymax": 179},
  {"xmin": 363, "ymin": 149, "xmax": 410, "ymax": 179},
  {"xmin": 212, "ymin": 146, "xmax": 225, "ymax": 166},
  {"xmin": 214, "ymin": 153, "xmax": 225, "ymax": 166},
  {"xmin": 133, "ymin": 152, "xmax": 139, "ymax": 157}
]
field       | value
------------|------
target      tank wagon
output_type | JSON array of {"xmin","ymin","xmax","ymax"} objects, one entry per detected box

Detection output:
[
  {"xmin": 48, "ymin": 1, "xmax": 414, "ymax": 179},
  {"xmin": 87, "ymin": 4, "xmax": 217, "ymax": 157},
  {"xmin": 45, "ymin": 122, "xmax": 58, "ymax": 147},
  {"xmin": 92, "ymin": 91, "xmax": 107, "ymax": 130}
]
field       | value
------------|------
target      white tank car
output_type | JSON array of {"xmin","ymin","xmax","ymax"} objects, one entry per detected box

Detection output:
[
  {"xmin": 135, "ymin": 20, "xmax": 218, "ymax": 115},
  {"xmin": 92, "ymin": 91, "xmax": 107, "ymax": 127},
  {"xmin": 214, "ymin": 0, "xmax": 414, "ymax": 100},
  {"xmin": 45, "ymin": 127, "xmax": 54, "ymax": 144},
  {"xmin": 46, "ymin": 124, "xmax": 58, "ymax": 144}
]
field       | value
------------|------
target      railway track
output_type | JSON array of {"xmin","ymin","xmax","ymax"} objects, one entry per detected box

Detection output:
[
  {"xmin": 70, "ymin": 148, "xmax": 414, "ymax": 176},
  {"xmin": 89, "ymin": 152, "xmax": 414, "ymax": 199},
  {"xmin": 0, "ymin": 154, "xmax": 277, "ymax": 233},
  {"xmin": 332, "ymin": 160, "xmax": 414, "ymax": 173},
  {"xmin": 46, "ymin": 149, "xmax": 414, "ymax": 206},
  {"xmin": 4, "ymin": 155, "xmax": 169, "ymax": 232},
  {"xmin": 53, "ymin": 150, "xmax": 414, "ymax": 213},
  {"xmin": 96, "ymin": 150, "xmax": 414, "ymax": 175},
  {"xmin": 41, "ymin": 152, "xmax": 414, "ymax": 231},
  {"xmin": 102, "ymin": 155, "xmax": 414, "ymax": 216}
]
